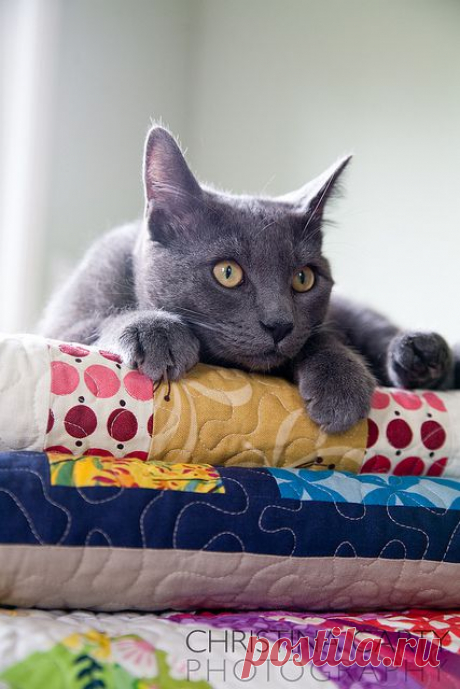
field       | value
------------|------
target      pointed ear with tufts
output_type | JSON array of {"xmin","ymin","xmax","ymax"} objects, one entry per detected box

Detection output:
[
  {"xmin": 278, "ymin": 155, "xmax": 352, "ymax": 227},
  {"xmin": 143, "ymin": 126, "xmax": 202, "ymax": 243}
]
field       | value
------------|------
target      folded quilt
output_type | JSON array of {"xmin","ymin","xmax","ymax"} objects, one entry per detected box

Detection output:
[
  {"xmin": 1, "ymin": 607, "xmax": 459, "ymax": 688},
  {"xmin": 2, "ymin": 451, "xmax": 460, "ymax": 611},
  {"xmin": 1, "ymin": 334, "xmax": 459, "ymax": 475}
]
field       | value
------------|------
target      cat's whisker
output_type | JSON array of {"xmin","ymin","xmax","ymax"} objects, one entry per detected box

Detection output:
[
  {"xmin": 301, "ymin": 222, "xmax": 323, "ymax": 243},
  {"xmin": 174, "ymin": 306, "xmax": 207, "ymax": 318},
  {"xmin": 254, "ymin": 220, "xmax": 277, "ymax": 238},
  {"xmin": 259, "ymin": 174, "xmax": 276, "ymax": 195},
  {"xmin": 189, "ymin": 321, "xmax": 223, "ymax": 334},
  {"xmin": 174, "ymin": 307, "xmax": 231, "ymax": 333},
  {"xmin": 178, "ymin": 315, "xmax": 227, "ymax": 335}
]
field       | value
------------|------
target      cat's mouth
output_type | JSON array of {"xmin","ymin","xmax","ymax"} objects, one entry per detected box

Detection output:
[
  {"xmin": 262, "ymin": 347, "xmax": 278, "ymax": 357},
  {"xmin": 198, "ymin": 334, "xmax": 293, "ymax": 372},
  {"xmin": 239, "ymin": 347, "xmax": 287, "ymax": 371}
]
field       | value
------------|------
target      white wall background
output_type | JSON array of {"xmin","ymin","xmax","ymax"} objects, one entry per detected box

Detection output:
[{"xmin": 2, "ymin": 0, "xmax": 460, "ymax": 341}]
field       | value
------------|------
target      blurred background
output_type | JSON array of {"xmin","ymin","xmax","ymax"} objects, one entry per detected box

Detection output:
[{"xmin": 1, "ymin": 0, "xmax": 459, "ymax": 340}]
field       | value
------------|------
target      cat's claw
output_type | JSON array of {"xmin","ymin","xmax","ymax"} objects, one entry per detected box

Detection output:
[
  {"xmin": 118, "ymin": 314, "xmax": 200, "ymax": 382},
  {"xmin": 306, "ymin": 394, "xmax": 371, "ymax": 435},
  {"xmin": 387, "ymin": 331, "xmax": 453, "ymax": 389}
]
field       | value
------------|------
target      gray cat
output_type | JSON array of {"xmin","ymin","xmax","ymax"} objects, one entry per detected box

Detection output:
[{"xmin": 39, "ymin": 126, "xmax": 457, "ymax": 433}]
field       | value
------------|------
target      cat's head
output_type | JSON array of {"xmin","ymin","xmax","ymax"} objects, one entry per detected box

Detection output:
[{"xmin": 134, "ymin": 126, "xmax": 350, "ymax": 371}]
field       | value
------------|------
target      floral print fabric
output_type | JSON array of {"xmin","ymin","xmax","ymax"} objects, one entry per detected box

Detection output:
[
  {"xmin": 1, "ymin": 607, "xmax": 459, "ymax": 688},
  {"xmin": 48, "ymin": 454, "xmax": 225, "ymax": 492}
]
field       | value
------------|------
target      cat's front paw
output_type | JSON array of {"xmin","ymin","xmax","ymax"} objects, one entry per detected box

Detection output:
[
  {"xmin": 387, "ymin": 331, "xmax": 453, "ymax": 389},
  {"xmin": 118, "ymin": 313, "xmax": 200, "ymax": 381},
  {"xmin": 297, "ymin": 352, "xmax": 375, "ymax": 434}
]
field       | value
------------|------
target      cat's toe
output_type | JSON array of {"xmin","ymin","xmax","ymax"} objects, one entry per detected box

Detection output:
[
  {"xmin": 307, "ymin": 399, "xmax": 365, "ymax": 435},
  {"xmin": 118, "ymin": 315, "xmax": 199, "ymax": 382},
  {"xmin": 388, "ymin": 331, "xmax": 453, "ymax": 389},
  {"xmin": 300, "ymin": 369, "xmax": 374, "ymax": 434}
]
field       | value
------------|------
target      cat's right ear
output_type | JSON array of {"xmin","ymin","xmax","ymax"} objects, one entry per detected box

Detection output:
[
  {"xmin": 143, "ymin": 126, "xmax": 202, "ymax": 242},
  {"xmin": 277, "ymin": 155, "xmax": 352, "ymax": 227}
]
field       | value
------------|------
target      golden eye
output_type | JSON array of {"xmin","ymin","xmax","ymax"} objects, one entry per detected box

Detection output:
[
  {"xmin": 212, "ymin": 260, "xmax": 244, "ymax": 288},
  {"xmin": 292, "ymin": 266, "xmax": 315, "ymax": 292}
]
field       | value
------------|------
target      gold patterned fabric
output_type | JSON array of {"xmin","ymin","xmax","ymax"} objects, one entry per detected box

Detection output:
[{"xmin": 149, "ymin": 364, "xmax": 367, "ymax": 470}]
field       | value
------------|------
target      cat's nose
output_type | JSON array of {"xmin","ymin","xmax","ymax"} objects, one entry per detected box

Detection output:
[{"xmin": 260, "ymin": 320, "xmax": 294, "ymax": 344}]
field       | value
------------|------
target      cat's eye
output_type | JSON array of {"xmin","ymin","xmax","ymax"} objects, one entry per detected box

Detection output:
[
  {"xmin": 212, "ymin": 260, "xmax": 244, "ymax": 288},
  {"xmin": 292, "ymin": 266, "xmax": 315, "ymax": 292}
]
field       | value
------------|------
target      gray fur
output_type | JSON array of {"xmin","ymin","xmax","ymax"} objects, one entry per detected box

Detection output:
[{"xmin": 39, "ymin": 127, "xmax": 457, "ymax": 433}]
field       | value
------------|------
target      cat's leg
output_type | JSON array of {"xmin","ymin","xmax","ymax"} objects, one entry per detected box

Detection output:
[
  {"xmin": 97, "ymin": 310, "xmax": 200, "ymax": 381},
  {"xmin": 295, "ymin": 332, "xmax": 375, "ymax": 434},
  {"xmin": 328, "ymin": 296, "xmax": 454, "ymax": 389},
  {"xmin": 38, "ymin": 224, "xmax": 199, "ymax": 382}
]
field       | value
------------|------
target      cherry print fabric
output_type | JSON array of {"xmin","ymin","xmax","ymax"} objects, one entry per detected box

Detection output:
[
  {"xmin": 45, "ymin": 342, "xmax": 154, "ymax": 458},
  {"xmin": 364, "ymin": 389, "xmax": 453, "ymax": 477}
]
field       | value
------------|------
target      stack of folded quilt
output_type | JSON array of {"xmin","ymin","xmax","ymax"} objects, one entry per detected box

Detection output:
[{"xmin": 1, "ymin": 334, "xmax": 460, "ymax": 688}]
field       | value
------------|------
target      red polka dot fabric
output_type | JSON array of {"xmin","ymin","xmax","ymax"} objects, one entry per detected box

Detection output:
[
  {"xmin": 362, "ymin": 389, "xmax": 451, "ymax": 477},
  {"xmin": 45, "ymin": 343, "xmax": 154, "ymax": 458}
]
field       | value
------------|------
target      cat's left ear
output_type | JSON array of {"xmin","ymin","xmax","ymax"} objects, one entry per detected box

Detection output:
[
  {"xmin": 279, "ymin": 155, "xmax": 352, "ymax": 222},
  {"xmin": 143, "ymin": 125, "xmax": 203, "ymax": 244},
  {"xmin": 143, "ymin": 125, "xmax": 201, "ymax": 213}
]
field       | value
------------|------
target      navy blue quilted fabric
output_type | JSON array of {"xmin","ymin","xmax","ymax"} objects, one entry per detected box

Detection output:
[{"xmin": 2, "ymin": 452, "xmax": 460, "ymax": 563}]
